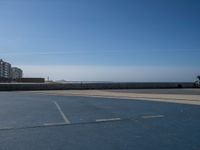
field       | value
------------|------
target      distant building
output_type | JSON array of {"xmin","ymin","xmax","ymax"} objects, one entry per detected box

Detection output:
[
  {"xmin": 0, "ymin": 59, "xmax": 23, "ymax": 80},
  {"xmin": 0, "ymin": 59, "xmax": 44, "ymax": 83},
  {"xmin": 0, "ymin": 59, "xmax": 12, "ymax": 78},
  {"xmin": 11, "ymin": 67, "xmax": 23, "ymax": 79}
]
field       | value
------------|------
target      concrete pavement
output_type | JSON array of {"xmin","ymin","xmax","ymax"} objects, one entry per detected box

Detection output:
[
  {"xmin": 0, "ymin": 91, "xmax": 200, "ymax": 150},
  {"xmin": 35, "ymin": 89, "xmax": 200, "ymax": 105}
]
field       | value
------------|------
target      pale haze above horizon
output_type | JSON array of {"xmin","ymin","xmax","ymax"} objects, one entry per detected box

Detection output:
[{"xmin": 0, "ymin": 0, "xmax": 199, "ymax": 82}]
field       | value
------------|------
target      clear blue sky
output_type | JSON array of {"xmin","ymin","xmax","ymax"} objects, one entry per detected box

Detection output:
[{"xmin": 0, "ymin": 0, "xmax": 199, "ymax": 81}]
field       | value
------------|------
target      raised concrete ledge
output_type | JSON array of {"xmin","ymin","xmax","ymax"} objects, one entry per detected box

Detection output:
[{"xmin": 0, "ymin": 82, "xmax": 196, "ymax": 91}]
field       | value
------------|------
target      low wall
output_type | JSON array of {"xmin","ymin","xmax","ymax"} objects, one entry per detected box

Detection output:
[
  {"xmin": 0, "ymin": 78, "xmax": 12, "ymax": 83},
  {"xmin": 15, "ymin": 78, "xmax": 45, "ymax": 83},
  {"xmin": 0, "ymin": 78, "xmax": 45, "ymax": 83},
  {"xmin": 0, "ymin": 82, "xmax": 196, "ymax": 91}
]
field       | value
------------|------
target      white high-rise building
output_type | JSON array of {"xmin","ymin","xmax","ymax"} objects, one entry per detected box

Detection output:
[
  {"xmin": 11, "ymin": 67, "xmax": 23, "ymax": 79},
  {"xmin": 0, "ymin": 59, "xmax": 12, "ymax": 78}
]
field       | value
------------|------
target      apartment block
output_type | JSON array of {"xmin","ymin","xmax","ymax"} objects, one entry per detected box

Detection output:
[
  {"xmin": 11, "ymin": 67, "xmax": 23, "ymax": 79},
  {"xmin": 0, "ymin": 59, "xmax": 12, "ymax": 78}
]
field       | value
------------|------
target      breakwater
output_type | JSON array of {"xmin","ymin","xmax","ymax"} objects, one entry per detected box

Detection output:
[{"xmin": 0, "ymin": 82, "xmax": 196, "ymax": 91}]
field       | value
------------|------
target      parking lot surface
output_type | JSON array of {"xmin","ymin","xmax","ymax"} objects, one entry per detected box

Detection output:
[{"xmin": 0, "ymin": 91, "xmax": 200, "ymax": 150}]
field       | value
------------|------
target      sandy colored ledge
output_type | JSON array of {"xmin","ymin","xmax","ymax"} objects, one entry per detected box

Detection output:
[{"xmin": 33, "ymin": 89, "xmax": 200, "ymax": 106}]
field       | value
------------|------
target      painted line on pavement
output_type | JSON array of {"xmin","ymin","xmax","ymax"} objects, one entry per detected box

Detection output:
[
  {"xmin": 53, "ymin": 101, "xmax": 71, "ymax": 124},
  {"xmin": 43, "ymin": 122, "xmax": 68, "ymax": 126},
  {"xmin": 96, "ymin": 118, "xmax": 121, "ymax": 122},
  {"xmin": 141, "ymin": 115, "xmax": 164, "ymax": 119}
]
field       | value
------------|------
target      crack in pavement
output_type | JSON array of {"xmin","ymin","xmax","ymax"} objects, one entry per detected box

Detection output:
[{"xmin": 0, "ymin": 114, "xmax": 165, "ymax": 132}]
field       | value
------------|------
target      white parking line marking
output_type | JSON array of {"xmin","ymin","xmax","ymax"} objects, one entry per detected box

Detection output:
[
  {"xmin": 96, "ymin": 118, "xmax": 121, "ymax": 122},
  {"xmin": 53, "ymin": 101, "xmax": 71, "ymax": 124},
  {"xmin": 142, "ymin": 115, "xmax": 164, "ymax": 119},
  {"xmin": 43, "ymin": 122, "xmax": 67, "ymax": 126}
]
